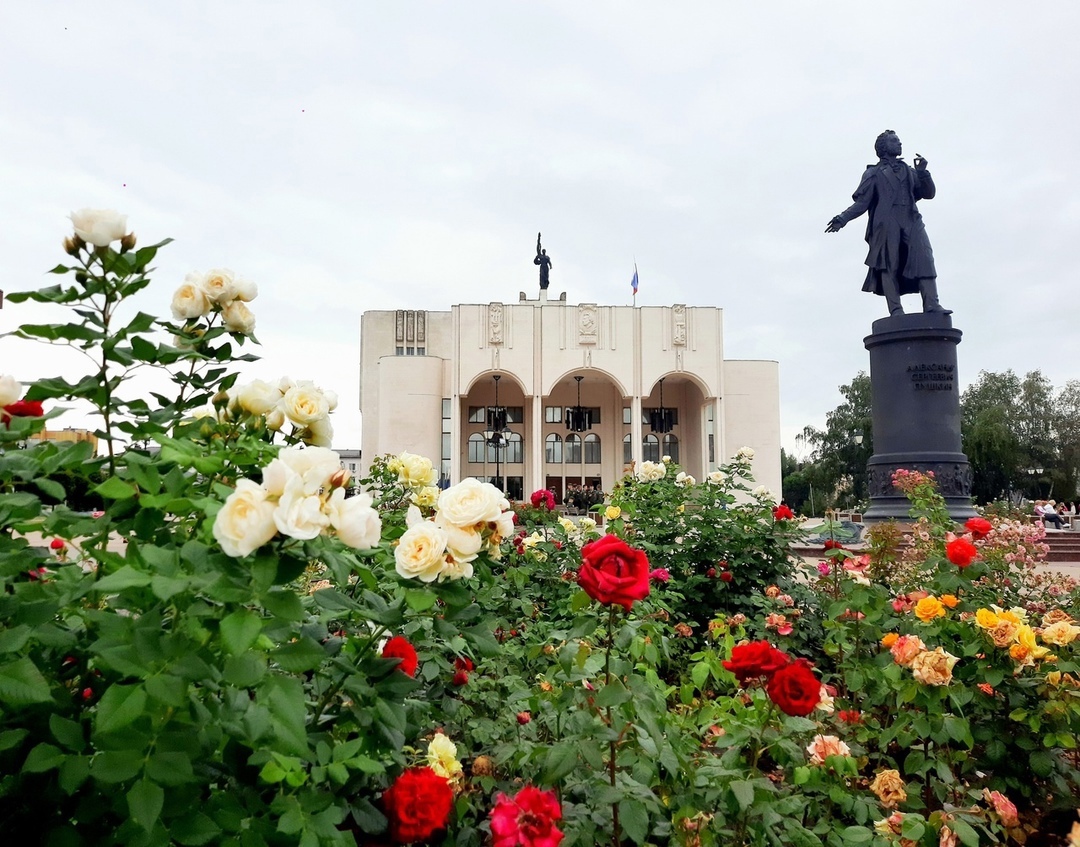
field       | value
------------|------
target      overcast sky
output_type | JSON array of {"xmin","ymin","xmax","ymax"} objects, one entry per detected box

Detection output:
[{"xmin": 2, "ymin": 2, "xmax": 1078, "ymax": 457}]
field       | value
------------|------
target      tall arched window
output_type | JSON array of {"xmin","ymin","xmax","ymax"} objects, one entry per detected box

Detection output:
[
  {"xmin": 545, "ymin": 433, "xmax": 562, "ymax": 464},
  {"xmin": 468, "ymin": 433, "xmax": 485, "ymax": 464},
  {"xmin": 623, "ymin": 433, "xmax": 632, "ymax": 464},
  {"xmin": 663, "ymin": 434, "xmax": 680, "ymax": 464},
  {"xmin": 584, "ymin": 433, "xmax": 601, "ymax": 464},
  {"xmin": 505, "ymin": 432, "xmax": 523, "ymax": 464},
  {"xmin": 642, "ymin": 434, "xmax": 660, "ymax": 463},
  {"xmin": 565, "ymin": 434, "xmax": 582, "ymax": 464}
]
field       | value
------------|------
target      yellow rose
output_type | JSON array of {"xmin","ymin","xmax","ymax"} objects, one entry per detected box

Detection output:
[
  {"xmin": 426, "ymin": 732, "xmax": 463, "ymax": 781},
  {"xmin": 975, "ymin": 608, "xmax": 1000, "ymax": 630},
  {"xmin": 1012, "ymin": 626, "xmax": 1051, "ymax": 664},
  {"xmin": 398, "ymin": 452, "xmax": 439, "ymax": 487},
  {"xmin": 1041, "ymin": 620, "xmax": 1080, "ymax": 647},
  {"xmin": 869, "ymin": 769, "xmax": 908, "ymax": 808},
  {"xmin": 605, "ymin": 505, "xmax": 622, "ymax": 520},
  {"xmin": 909, "ymin": 647, "xmax": 958, "ymax": 686},
  {"xmin": 410, "ymin": 486, "xmax": 441, "ymax": 508},
  {"xmin": 914, "ymin": 597, "xmax": 946, "ymax": 623}
]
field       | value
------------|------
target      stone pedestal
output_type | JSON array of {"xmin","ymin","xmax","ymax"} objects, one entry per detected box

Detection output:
[{"xmin": 862, "ymin": 313, "xmax": 976, "ymax": 522}]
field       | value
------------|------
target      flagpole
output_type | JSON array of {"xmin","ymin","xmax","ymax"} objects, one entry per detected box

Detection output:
[{"xmin": 632, "ymin": 258, "xmax": 637, "ymax": 307}]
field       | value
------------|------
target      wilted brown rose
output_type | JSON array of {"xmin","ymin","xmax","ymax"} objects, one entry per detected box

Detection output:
[
  {"xmin": 989, "ymin": 620, "xmax": 1020, "ymax": 648},
  {"xmin": 471, "ymin": 755, "xmax": 494, "ymax": 777},
  {"xmin": 910, "ymin": 647, "xmax": 958, "ymax": 686},
  {"xmin": 1044, "ymin": 609, "xmax": 1073, "ymax": 627},
  {"xmin": 869, "ymin": 769, "xmax": 908, "ymax": 808}
]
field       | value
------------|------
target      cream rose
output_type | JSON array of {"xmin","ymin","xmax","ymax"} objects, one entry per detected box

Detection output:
[
  {"xmin": 426, "ymin": 732, "xmax": 463, "ymax": 781},
  {"xmin": 213, "ymin": 479, "xmax": 278, "ymax": 557},
  {"xmin": 234, "ymin": 379, "xmax": 279, "ymax": 416},
  {"xmin": 736, "ymin": 446, "xmax": 756, "ymax": 460},
  {"xmin": 324, "ymin": 488, "xmax": 382, "ymax": 550},
  {"xmin": 397, "ymin": 452, "xmax": 439, "ymax": 487},
  {"xmin": 707, "ymin": 470, "xmax": 728, "ymax": 485},
  {"xmin": 265, "ymin": 407, "xmax": 286, "ymax": 431},
  {"xmin": 909, "ymin": 647, "xmax": 958, "ymax": 686},
  {"xmin": 0, "ymin": 374, "xmax": 22, "ymax": 407},
  {"xmin": 69, "ymin": 208, "xmax": 128, "ymax": 247},
  {"xmin": 263, "ymin": 446, "xmax": 341, "ymax": 497},
  {"xmin": 171, "ymin": 276, "xmax": 212, "ymax": 320},
  {"xmin": 675, "ymin": 471, "xmax": 696, "ymax": 487},
  {"xmin": 1041, "ymin": 620, "xmax": 1080, "ymax": 646},
  {"xmin": 636, "ymin": 461, "xmax": 666, "ymax": 482},
  {"xmin": 281, "ymin": 382, "xmax": 331, "ymax": 427},
  {"xmin": 273, "ymin": 475, "xmax": 331, "ymax": 540},
  {"xmin": 436, "ymin": 478, "xmax": 506, "ymax": 528},
  {"xmin": 221, "ymin": 300, "xmax": 256, "ymax": 335},
  {"xmin": 410, "ymin": 486, "xmax": 440, "ymax": 508},
  {"xmin": 232, "ymin": 275, "xmax": 258, "ymax": 302},
  {"xmin": 199, "ymin": 268, "xmax": 239, "ymax": 303},
  {"xmin": 395, "ymin": 522, "xmax": 450, "ymax": 583},
  {"xmin": 305, "ymin": 416, "xmax": 334, "ymax": 448}
]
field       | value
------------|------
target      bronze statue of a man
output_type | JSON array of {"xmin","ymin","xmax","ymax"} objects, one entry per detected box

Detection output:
[
  {"xmin": 826, "ymin": 130, "xmax": 949, "ymax": 316},
  {"xmin": 534, "ymin": 232, "xmax": 552, "ymax": 290}
]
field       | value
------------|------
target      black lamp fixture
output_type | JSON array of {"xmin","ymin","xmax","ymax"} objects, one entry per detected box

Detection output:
[
  {"xmin": 484, "ymin": 374, "xmax": 511, "ymax": 491},
  {"xmin": 649, "ymin": 377, "xmax": 675, "ymax": 434},
  {"xmin": 565, "ymin": 375, "xmax": 592, "ymax": 433}
]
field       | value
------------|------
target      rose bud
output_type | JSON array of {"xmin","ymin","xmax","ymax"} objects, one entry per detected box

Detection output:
[
  {"xmin": 120, "ymin": 232, "xmax": 137, "ymax": 253},
  {"xmin": 720, "ymin": 571, "xmax": 733, "ymax": 582},
  {"xmin": 707, "ymin": 568, "xmax": 717, "ymax": 578},
  {"xmin": 329, "ymin": 468, "xmax": 351, "ymax": 489},
  {"xmin": 516, "ymin": 711, "xmax": 531, "ymax": 725}
]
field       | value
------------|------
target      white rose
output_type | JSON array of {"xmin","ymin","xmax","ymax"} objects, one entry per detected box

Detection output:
[
  {"xmin": 636, "ymin": 461, "xmax": 666, "ymax": 482},
  {"xmin": 675, "ymin": 472, "xmax": 696, "ymax": 487},
  {"xmin": 199, "ymin": 268, "xmax": 239, "ymax": 304},
  {"xmin": 265, "ymin": 406, "xmax": 286, "ymax": 431},
  {"xmin": 662, "ymin": 455, "xmax": 672, "ymax": 463},
  {"xmin": 438, "ymin": 521, "xmax": 483, "ymax": 564},
  {"xmin": 736, "ymin": 446, "xmax": 756, "ymax": 460},
  {"xmin": 491, "ymin": 510, "xmax": 516, "ymax": 545},
  {"xmin": 397, "ymin": 452, "xmax": 438, "ymax": 487},
  {"xmin": 213, "ymin": 479, "xmax": 278, "ymax": 557},
  {"xmin": 221, "ymin": 300, "xmax": 256, "ymax": 335},
  {"xmin": 437, "ymin": 478, "xmax": 505, "ymax": 528},
  {"xmin": 325, "ymin": 489, "xmax": 382, "ymax": 550},
  {"xmin": 438, "ymin": 557, "xmax": 474, "ymax": 581},
  {"xmin": 273, "ymin": 475, "xmax": 331, "ymax": 540},
  {"xmin": 69, "ymin": 208, "xmax": 128, "ymax": 247},
  {"xmin": 232, "ymin": 275, "xmax": 258, "ymax": 302},
  {"xmin": 707, "ymin": 470, "xmax": 728, "ymax": 485},
  {"xmin": 395, "ymin": 521, "xmax": 450, "ymax": 583},
  {"xmin": 410, "ymin": 486, "xmax": 440, "ymax": 508},
  {"xmin": 281, "ymin": 383, "xmax": 331, "ymax": 427},
  {"xmin": 234, "ymin": 379, "xmax": 279, "ymax": 415},
  {"xmin": 171, "ymin": 276, "xmax": 212, "ymax": 320},
  {"xmin": 305, "ymin": 416, "xmax": 334, "ymax": 448},
  {"xmin": 752, "ymin": 485, "xmax": 776, "ymax": 503},
  {"xmin": 0, "ymin": 375, "xmax": 23, "ymax": 407},
  {"xmin": 264, "ymin": 446, "xmax": 341, "ymax": 497}
]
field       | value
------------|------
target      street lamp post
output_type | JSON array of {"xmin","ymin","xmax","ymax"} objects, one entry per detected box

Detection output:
[{"xmin": 484, "ymin": 375, "xmax": 510, "ymax": 493}]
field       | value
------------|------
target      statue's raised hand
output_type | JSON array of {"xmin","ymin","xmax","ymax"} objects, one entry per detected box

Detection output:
[
  {"xmin": 914, "ymin": 155, "xmax": 928, "ymax": 171},
  {"xmin": 825, "ymin": 216, "xmax": 844, "ymax": 233}
]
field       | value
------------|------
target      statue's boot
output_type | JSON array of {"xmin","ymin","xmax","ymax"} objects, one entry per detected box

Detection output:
[
  {"xmin": 881, "ymin": 273, "xmax": 904, "ymax": 316},
  {"xmin": 920, "ymin": 278, "xmax": 952, "ymax": 315}
]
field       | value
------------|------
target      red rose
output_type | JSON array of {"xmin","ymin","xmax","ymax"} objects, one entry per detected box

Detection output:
[
  {"xmin": 766, "ymin": 658, "xmax": 821, "ymax": 716},
  {"xmin": 577, "ymin": 534, "xmax": 651, "ymax": 612},
  {"xmin": 452, "ymin": 670, "xmax": 469, "ymax": 686},
  {"xmin": 516, "ymin": 711, "xmax": 531, "ymax": 725},
  {"xmin": 382, "ymin": 766, "xmax": 453, "ymax": 844},
  {"xmin": 719, "ymin": 571, "xmax": 733, "ymax": 583},
  {"xmin": 823, "ymin": 539, "xmax": 844, "ymax": 551},
  {"xmin": 772, "ymin": 504, "xmax": 795, "ymax": 521},
  {"xmin": 706, "ymin": 568, "xmax": 717, "ymax": 578},
  {"xmin": 722, "ymin": 640, "xmax": 790, "ymax": 683},
  {"xmin": 964, "ymin": 517, "xmax": 992, "ymax": 540},
  {"xmin": 454, "ymin": 656, "xmax": 474, "ymax": 672},
  {"xmin": 1, "ymin": 399, "xmax": 44, "ymax": 426},
  {"xmin": 490, "ymin": 785, "xmax": 564, "ymax": 847},
  {"xmin": 530, "ymin": 489, "xmax": 556, "ymax": 511},
  {"xmin": 382, "ymin": 636, "xmax": 419, "ymax": 678},
  {"xmin": 49, "ymin": 538, "xmax": 66, "ymax": 551},
  {"xmin": 946, "ymin": 537, "xmax": 978, "ymax": 568}
]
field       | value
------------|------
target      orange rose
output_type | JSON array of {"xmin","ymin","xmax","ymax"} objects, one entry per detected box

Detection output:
[
  {"xmin": 890, "ymin": 635, "xmax": 927, "ymax": 667},
  {"xmin": 881, "ymin": 633, "xmax": 899, "ymax": 648},
  {"xmin": 940, "ymin": 594, "xmax": 959, "ymax": 609}
]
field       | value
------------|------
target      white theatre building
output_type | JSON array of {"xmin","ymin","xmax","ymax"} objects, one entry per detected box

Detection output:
[{"xmin": 359, "ymin": 289, "xmax": 780, "ymax": 503}]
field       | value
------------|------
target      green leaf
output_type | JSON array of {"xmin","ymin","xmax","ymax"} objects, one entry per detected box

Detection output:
[
  {"xmin": 839, "ymin": 826, "xmax": 873, "ymax": 844},
  {"xmin": 23, "ymin": 742, "xmax": 65, "ymax": 773},
  {"xmin": 271, "ymin": 638, "xmax": 327, "ymax": 673},
  {"xmin": 127, "ymin": 779, "xmax": 164, "ymax": 831},
  {"xmin": 570, "ymin": 590, "xmax": 593, "ymax": 612},
  {"xmin": 691, "ymin": 661, "xmax": 710, "ymax": 689},
  {"xmin": 595, "ymin": 676, "xmax": 632, "ymax": 708},
  {"xmin": 59, "ymin": 755, "xmax": 90, "ymax": 794},
  {"xmin": 541, "ymin": 743, "xmax": 578, "ymax": 784},
  {"xmin": 0, "ymin": 729, "xmax": 29, "ymax": 752},
  {"xmin": 730, "ymin": 779, "xmax": 755, "ymax": 811},
  {"xmin": 151, "ymin": 574, "xmax": 189, "ymax": 601},
  {"xmin": 618, "ymin": 799, "xmax": 649, "ymax": 843},
  {"xmin": 171, "ymin": 812, "xmax": 222, "ymax": 846},
  {"xmin": 0, "ymin": 625, "xmax": 32, "ymax": 653},
  {"xmin": 951, "ymin": 819, "xmax": 980, "ymax": 847},
  {"xmin": 93, "ymin": 684, "xmax": 147, "ymax": 736},
  {"xmin": 95, "ymin": 565, "xmax": 152, "ymax": 592},
  {"xmin": 0, "ymin": 656, "xmax": 53, "ymax": 705},
  {"xmin": 261, "ymin": 590, "xmax": 304, "ymax": 621},
  {"xmin": 1029, "ymin": 749, "xmax": 1055, "ymax": 777},
  {"xmin": 89, "ymin": 749, "xmax": 143, "ymax": 783},
  {"xmin": 404, "ymin": 588, "xmax": 437, "ymax": 612},
  {"xmin": 50, "ymin": 714, "xmax": 85, "ymax": 752},
  {"xmin": 94, "ymin": 476, "xmax": 137, "ymax": 500},
  {"xmin": 34, "ymin": 478, "xmax": 66, "ymax": 501},
  {"xmin": 220, "ymin": 609, "xmax": 262, "ymax": 655}
]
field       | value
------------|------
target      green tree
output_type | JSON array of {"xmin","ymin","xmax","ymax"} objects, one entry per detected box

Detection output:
[
  {"xmin": 960, "ymin": 370, "xmax": 1022, "ymax": 504},
  {"xmin": 802, "ymin": 373, "xmax": 873, "ymax": 510}
]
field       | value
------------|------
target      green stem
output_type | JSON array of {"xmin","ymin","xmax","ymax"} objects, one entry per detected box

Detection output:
[{"xmin": 605, "ymin": 605, "xmax": 620, "ymax": 847}]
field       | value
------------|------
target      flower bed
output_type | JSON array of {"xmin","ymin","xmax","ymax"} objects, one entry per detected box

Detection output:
[{"xmin": 1, "ymin": 215, "xmax": 1079, "ymax": 845}]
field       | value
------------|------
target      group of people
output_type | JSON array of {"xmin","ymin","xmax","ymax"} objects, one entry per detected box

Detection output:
[
  {"xmin": 1034, "ymin": 499, "xmax": 1078, "ymax": 530},
  {"xmin": 564, "ymin": 482, "xmax": 604, "ymax": 514}
]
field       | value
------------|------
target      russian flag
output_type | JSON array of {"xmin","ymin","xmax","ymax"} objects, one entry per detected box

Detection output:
[{"xmin": 630, "ymin": 265, "xmax": 639, "ymax": 294}]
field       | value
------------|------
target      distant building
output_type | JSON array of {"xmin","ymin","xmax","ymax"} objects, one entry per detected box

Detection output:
[
  {"xmin": 29, "ymin": 428, "xmax": 99, "ymax": 453},
  {"xmin": 337, "ymin": 448, "xmax": 362, "ymax": 480},
  {"xmin": 359, "ymin": 290, "xmax": 780, "ymax": 503}
]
